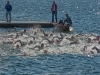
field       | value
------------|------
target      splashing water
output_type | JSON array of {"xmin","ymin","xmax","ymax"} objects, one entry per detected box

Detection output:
[{"xmin": 0, "ymin": 27, "xmax": 100, "ymax": 57}]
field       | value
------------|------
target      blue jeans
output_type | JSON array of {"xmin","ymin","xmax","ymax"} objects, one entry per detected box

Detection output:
[
  {"xmin": 52, "ymin": 11, "xmax": 57, "ymax": 22},
  {"xmin": 6, "ymin": 11, "xmax": 11, "ymax": 22}
]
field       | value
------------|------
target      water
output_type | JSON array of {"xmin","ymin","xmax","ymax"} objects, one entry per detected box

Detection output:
[
  {"xmin": 0, "ymin": 55, "xmax": 100, "ymax": 75},
  {"xmin": 0, "ymin": 0, "xmax": 100, "ymax": 75}
]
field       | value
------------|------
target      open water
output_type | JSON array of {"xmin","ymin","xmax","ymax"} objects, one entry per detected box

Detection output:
[{"xmin": 0, "ymin": 0, "xmax": 100, "ymax": 75}]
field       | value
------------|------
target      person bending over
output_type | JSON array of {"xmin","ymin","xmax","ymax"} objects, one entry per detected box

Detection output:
[{"xmin": 64, "ymin": 13, "xmax": 72, "ymax": 26}]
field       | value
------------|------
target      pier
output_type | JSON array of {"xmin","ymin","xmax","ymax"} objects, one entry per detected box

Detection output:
[{"xmin": 0, "ymin": 21, "xmax": 54, "ymax": 28}]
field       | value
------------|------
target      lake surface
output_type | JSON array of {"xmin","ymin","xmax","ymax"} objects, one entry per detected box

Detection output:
[{"xmin": 0, "ymin": 0, "xmax": 100, "ymax": 75}]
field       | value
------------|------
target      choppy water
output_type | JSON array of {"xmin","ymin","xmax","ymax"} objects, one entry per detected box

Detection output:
[{"xmin": 0, "ymin": 0, "xmax": 100, "ymax": 75}]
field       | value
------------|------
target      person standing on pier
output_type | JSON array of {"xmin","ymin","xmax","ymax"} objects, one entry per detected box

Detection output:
[
  {"xmin": 5, "ymin": 1, "xmax": 12, "ymax": 22},
  {"xmin": 51, "ymin": 1, "xmax": 58, "ymax": 23}
]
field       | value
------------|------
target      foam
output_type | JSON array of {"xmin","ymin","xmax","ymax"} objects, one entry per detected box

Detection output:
[{"xmin": 0, "ymin": 28, "xmax": 100, "ymax": 56}]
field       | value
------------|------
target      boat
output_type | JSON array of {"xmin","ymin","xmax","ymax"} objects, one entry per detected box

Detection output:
[
  {"xmin": 53, "ymin": 22, "xmax": 73, "ymax": 32},
  {"xmin": 61, "ymin": 25, "xmax": 73, "ymax": 32}
]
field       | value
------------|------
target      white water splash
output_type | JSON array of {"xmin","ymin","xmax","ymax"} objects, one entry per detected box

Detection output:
[{"xmin": 0, "ymin": 28, "xmax": 100, "ymax": 56}]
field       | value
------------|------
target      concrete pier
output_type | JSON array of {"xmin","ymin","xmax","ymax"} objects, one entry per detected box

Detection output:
[{"xmin": 0, "ymin": 21, "xmax": 54, "ymax": 28}]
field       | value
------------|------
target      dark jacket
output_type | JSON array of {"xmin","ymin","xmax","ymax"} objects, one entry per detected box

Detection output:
[
  {"xmin": 65, "ymin": 16, "xmax": 72, "ymax": 25},
  {"xmin": 5, "ymin": 4, "xmax": 12, "ymax": 12},
  {"xmin": 51, "ymin": 4, "xmax": 58, "ymax": 11}
]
